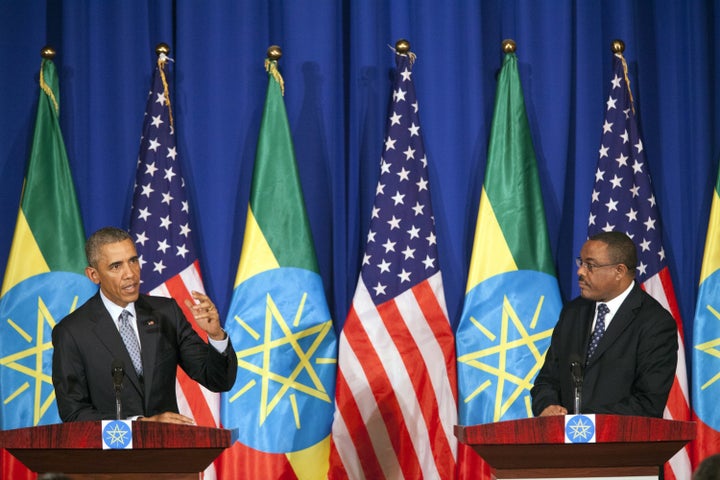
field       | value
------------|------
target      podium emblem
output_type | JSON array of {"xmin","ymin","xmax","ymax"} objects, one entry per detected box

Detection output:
[
  {"xmin": 102, "ymin": 420, "xmax": 133, "ymax": 449},
  {"xmin": 565, "ymin": 414, "xmax": 596, "ymax": 443}
]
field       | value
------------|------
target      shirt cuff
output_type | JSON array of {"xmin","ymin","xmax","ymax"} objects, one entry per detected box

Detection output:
[{"xmin": 208, "ymin": 332, "xmax": 229, "ymax": 353}]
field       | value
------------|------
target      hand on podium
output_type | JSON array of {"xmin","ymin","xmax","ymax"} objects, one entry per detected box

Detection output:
[
  {"xmin": 139, "ymin": 411, "xmax": 196, "ymax": 425},
  {"xmin": 538, "ymin": 405, "xmax": 568, "ymax": 416}
]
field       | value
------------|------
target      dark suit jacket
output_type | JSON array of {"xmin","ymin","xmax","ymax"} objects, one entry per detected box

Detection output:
[
  {"xmin": 52, "ymin": 292, "xmax": 237, "ymax": 421},
  {"xmin": 531, "ymin": 283, "xmax": 677, "ymax": 418}
]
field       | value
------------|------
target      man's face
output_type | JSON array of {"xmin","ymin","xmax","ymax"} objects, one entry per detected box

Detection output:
[
  {"xmin": 576, "ymin": 240, "xmax": 621, "ymax": 302},
  {"xmin": 85, "ymin": 238, "xmax": 141, "ymax": 307}
]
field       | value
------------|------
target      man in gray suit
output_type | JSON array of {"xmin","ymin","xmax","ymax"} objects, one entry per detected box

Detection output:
[
  {"xmin": 52, "ymin": 227, "xmax": 237, "ymax": 423},
  {"xmin": 531, "ymin": 231, "xmax": 677, "ymax": 418}
]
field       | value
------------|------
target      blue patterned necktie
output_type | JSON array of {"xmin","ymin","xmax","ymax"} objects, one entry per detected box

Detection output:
[
  {"xmin": 587, "ymin": 303, "xmax": 609, "ymax": 361},
  {"xmin": 119, "ymin": 310, "xmax": 143, "ymax": 376}
]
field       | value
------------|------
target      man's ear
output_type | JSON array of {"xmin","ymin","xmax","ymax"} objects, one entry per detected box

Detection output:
[
  {"xmin": 85, "ymin": 266, "xmax": 100, "ymax": 284},
  {"xmin": 615, "ymin": 263, "xmax": 629, "ymax": 278}
]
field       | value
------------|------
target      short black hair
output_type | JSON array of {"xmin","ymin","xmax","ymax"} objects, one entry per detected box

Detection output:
[
  {"xmin": 85, "ymin": 227, "xmax": 132, "ymax": 268},
  {"xmin": 589, "ymin": 231, "xmax": 637, "ymax": 271},
  {"xmin": 694, "ymin": 453, "xmax": 720, "ymax": 480}
]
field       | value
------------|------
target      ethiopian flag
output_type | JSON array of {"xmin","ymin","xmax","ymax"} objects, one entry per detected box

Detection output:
[
  {"xmin": 692, "ymin": 165, "xmax": 720, "ymax": 464},
  {"xmin": 0, "ymin": 56, "xmax": 96, "ymax": 477},
  {"xmin": 218, "ymin": 57, "xmax": 337, "ymax": 479},
  {"xmin": 455, "ymin": 46, "xmax": 562, "ymax": 478}
]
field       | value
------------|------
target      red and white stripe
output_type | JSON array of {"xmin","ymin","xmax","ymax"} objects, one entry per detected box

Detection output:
[
  {"xmin": 149, "ymin": 260, "xmax": 221, "ymax": 480},
  {"xmin": 330, "ymin": 272, "xmax": 457, "ymax": 480},
  {"xmin": 642, "ymin": 268, "xmax": 691, "ymax": 480}
]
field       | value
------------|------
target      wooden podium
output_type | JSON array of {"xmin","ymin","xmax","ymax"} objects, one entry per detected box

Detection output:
[
  {"xmin": 455, "ymin": 415, "xmax": 695, "ymax": 479},
  {"xmin": 1, "ymin": 421, "xmax": 231, "ymax": 480}
]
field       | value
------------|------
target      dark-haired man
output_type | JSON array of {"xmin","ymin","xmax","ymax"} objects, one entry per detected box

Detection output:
[
  {"xmin": 52, "ymin": 227, "xmax": 237, "ymax": 423},
  {"xmin": 531, "ymin": 231, "xmax": 677, "ymax": 418}
]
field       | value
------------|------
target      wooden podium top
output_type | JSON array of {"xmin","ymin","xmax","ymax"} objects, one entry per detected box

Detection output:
[
  {"xmin": 1, "ymin": 421, "xmax": 232, "ymax": 475},
  {"xmin": 456, "ymin": 415, "xmax": 695, "ymax": 445},
  {"xmin": 455, "ymin": 415, "xmax": 696, "ymax": 476}
]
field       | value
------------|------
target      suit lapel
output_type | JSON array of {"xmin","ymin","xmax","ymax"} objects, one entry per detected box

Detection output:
[
  {"xmin": 587, "ymin": 283, "xmax": 642, "ymax": 364},
  {"xmin": 89, "ymin": 293, "xmax": 145, "ymax": 395},
  {"xmin": 135, "ymin": 295, "xmax": 159, "ymax": 404},
  {"xmin": 578, "ymin": 301, "xmax": 595, "ymax": 359}
]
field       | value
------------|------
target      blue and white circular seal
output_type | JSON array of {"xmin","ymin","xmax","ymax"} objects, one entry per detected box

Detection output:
[
  {"xmin": 102, "ymin": 420, "xmax": 133, "ymax": 449},
  {"xmin": 565, "ymin": 414, "xmax": 596, "ymax": 443}
]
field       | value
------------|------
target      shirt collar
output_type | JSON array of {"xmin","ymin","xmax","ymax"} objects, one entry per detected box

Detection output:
[
  {"xmin": 598, "ymin": 281, "xmax": 634, "ymax": 316},
  {"xmin": 99, "ymin": 289, "xmax": 137, "ymax": 323}
]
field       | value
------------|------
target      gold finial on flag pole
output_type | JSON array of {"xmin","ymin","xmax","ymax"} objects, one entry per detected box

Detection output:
[
  {"xmin": 156, "ymin": 42, "xmax": 170, "ymax": 56},
  {"xmin": 502, "ymin": 39, "xmax": 516, "ymax": 53},
  {"xmin": 40, "ymin": 46, "xmax": 56, "ymax": 59},
  {"xmin": 267, "ymin": 45, "xmax": 282, "ymax": 61},
  {"xmin": 394, "ymin": 39, "xmax": 416, "ymax": 64},
  {"xmin": 611, "ymin": 39, "xmax": 625, "ymax": 54},
  {"xmin": 395, "ymin": 39, "xmax": 410, "ymax": 54},
  {"xmin": 265, "ymin": 45, "xmax": 285, "ymax": 96}
]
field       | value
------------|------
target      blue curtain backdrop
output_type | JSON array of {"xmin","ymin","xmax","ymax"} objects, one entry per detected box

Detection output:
[{"xmin": 1, "ymin": 1, "xmax": 718, "ymax": 376}]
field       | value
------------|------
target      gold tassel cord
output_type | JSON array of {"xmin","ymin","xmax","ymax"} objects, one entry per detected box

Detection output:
[
  {"xmin": 157, "ymin": 53, "xmax": 175, "ymax": 128},
  {"xmin": 406, "ymin": 51, "xmax": 417, "ymax": 66},
  {"xmin": 265, "ymin": 59, "xmax": 285, "ymax": 96},
  {"xmin": 39, "ymin": 59, "xmax": 60, "ymax": 115},
  {"xmin": 618, "ymin": 53, "xmax": 635, "ymax": 115}
]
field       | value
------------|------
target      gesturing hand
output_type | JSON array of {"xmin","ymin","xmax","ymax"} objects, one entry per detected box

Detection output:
[{"xmin": 184, "ymin": 291, "xmax": 226, "ymax": 341}]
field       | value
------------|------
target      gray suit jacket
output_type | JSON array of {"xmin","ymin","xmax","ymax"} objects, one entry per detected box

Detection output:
[
  {"xmin": 531, "ymin": 283, "xmax": 677, "ymax": 418},
  {"xmin": 52, "ymin": 292, "xmax": 237, "ymax": 421}
]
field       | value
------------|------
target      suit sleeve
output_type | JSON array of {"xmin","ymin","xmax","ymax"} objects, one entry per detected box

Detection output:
[
  {"xmin": 531, "ymin": 309, "xmax": 566, "ymax": 416},
  {"xmin": 170, "ymin": 301, "xmax": 238, "ymax": 392}
]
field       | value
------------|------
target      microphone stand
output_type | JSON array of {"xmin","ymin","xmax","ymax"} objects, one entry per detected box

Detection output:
[
  {"xmin": 570, "ymin": 360, "xmax": 583, "ymax": 415},
  {"xmin": 115, "ymin": 384, "xmax": 122, "ymax": 420},
  {"xmin": 112, "ymin": 360, "xmax": 125, "ymax": 420}
]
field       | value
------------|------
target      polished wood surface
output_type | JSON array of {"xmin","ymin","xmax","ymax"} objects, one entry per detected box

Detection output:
[
  {"xmin": 455, "ymin": 415, "xmax": 696, "ymax": 478},
  {"xmin": 1, "ymin": 421, "xmax": 231, "ymax": 477}
]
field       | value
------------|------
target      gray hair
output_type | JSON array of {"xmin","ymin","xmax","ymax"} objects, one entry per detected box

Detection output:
[{"xmin": 85, "ymin": 227, "xmax": 132, "ymax": 268}]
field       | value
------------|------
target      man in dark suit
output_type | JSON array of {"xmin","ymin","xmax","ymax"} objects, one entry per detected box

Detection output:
[
  {"xmin": 52, "ymin": 227, "xmax": 237, "ymax": 423},
  {"xmin": 531, "ymin": 231, "xmax": 677, "ymax": 418}
]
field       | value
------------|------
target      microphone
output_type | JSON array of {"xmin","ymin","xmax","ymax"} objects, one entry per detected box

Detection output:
[
  {"xmin": 111, "ymin": 359, "xmax": 125, "ymax": 420},
  {"xmin": 569, "ymin": 354, "xmax": 583, "ymax": 415}
]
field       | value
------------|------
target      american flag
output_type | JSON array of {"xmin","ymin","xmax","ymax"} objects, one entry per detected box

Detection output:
[
  {"xmin": 129, "ymin": 54, "xmax": 220, "ymax": 479},
  {"xmin": 329, "ymin": 49, "xmax": 458, "ymax": 479},
  {"xmin": 588, "ymin": 50, "xmax": 691, "ymax": 480}
]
